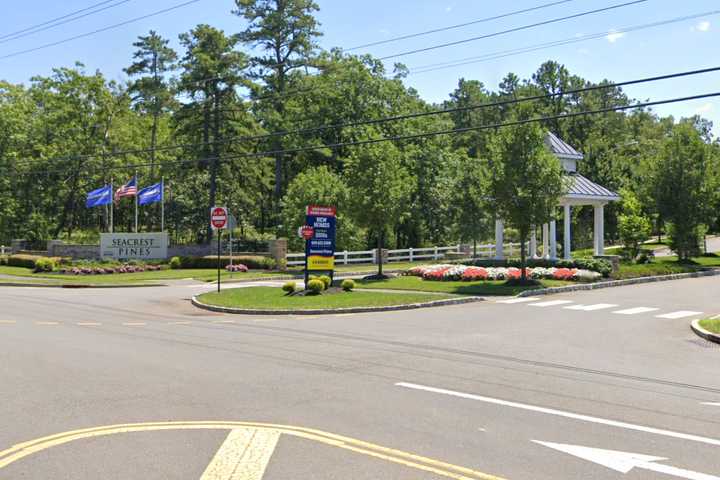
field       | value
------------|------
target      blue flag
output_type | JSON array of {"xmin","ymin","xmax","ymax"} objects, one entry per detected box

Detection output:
[
  {"xmin": 138, "ymin": 181, "xmax": 163, "ymax": 206},
  {"xmin": 86, "ymin": 185, "xmax": 112, "ymax": 208}
]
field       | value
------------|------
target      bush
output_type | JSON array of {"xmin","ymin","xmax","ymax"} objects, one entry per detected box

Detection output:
[
  {"xmin": 341, "ymin": 279, "xmax": 356, "ymax": 291},
  {"xmin": 306, "ymin": 279, "xmax": 324, "ymax": 294},
  {"xmin": 0, "ymin": 255, "xmax": 8, "ymax": 265},
  {"xmin": 33, "ymin": 257, "xmax": 57, "ymax": 273},
  {"xmin": 282, "ymin": 282, "xmax": 297, "ymax": 294},
  {"xmin": 319, "ymin": 275, "xmax": 332, "ymax": 290},
  {"xmin": 464, "ymin": 257, "xmax": 612, "ymax": 277},
  {"xmin": 8, "ymin": 254, "xmax": 64, "ymax": 270},
  {"xmin": 178, "ymin": 255, "xmax": 276, "ymax": 270},
  {"xmin": 169, "ymin": 256, "xmax": 181, "ymax": 269}
]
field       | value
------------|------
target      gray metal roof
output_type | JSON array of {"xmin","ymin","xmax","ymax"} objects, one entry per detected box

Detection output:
[
  {"xmin": 545, "ymin": 132, "xmax": 584, "ymax": 160},
  {"xmin": 564, "ymin": 173, "xmax": 620, "ymax": 200}
]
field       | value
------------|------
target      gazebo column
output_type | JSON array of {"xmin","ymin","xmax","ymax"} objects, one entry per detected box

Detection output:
[
  {"xmin": 542, "ymin": 224, "xmax": 549, "ymax": 259},
  {"xmin": 593, "ymin": 203, "xmax": 605, "ymax": 256},
  {"xmin": 530, "ymin": 227, "xmax": 538, "ymax": 259},
  {"xmin": 495, "ymin": 218, "xmax": 504, "ymax": 260},
  {"xmin": 563, "ymin": 204, "xmax": 572, "ymax": 260},
  {"xmin": 549, "ymin": 219, "xmax": 557, "ymax": 260}
]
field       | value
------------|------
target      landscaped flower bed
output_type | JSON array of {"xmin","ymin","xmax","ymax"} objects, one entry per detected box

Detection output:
[
  {"xmin": 405, "ymin": 264, "xmax": 601, "ymax": 282},
  {"xmin": 58, "ymin": 264, "xmax": 164, "ymax": 275},
  {"xmin": 225, "ymin": 264, "xmax": 249, "ymax": 273}
]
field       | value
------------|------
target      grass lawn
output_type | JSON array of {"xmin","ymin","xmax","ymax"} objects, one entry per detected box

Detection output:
[
  {"xmin": 197, "ymin": 286, "xmax": 453, "ymax": 310},
  {"xmin": 699, "ymin": 318, "xmax": 720, "ymax": 334},
  {"xmin": 356, "ymin": 275, "xmax": 573, "ymax": 296},
  {"xmin": 614, "ymin": 255, "xmax": 720, "ymax": 280}
]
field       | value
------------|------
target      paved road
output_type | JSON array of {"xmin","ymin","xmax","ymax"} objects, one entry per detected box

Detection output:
[{"xmin": 1, "ymin": 277, "xmax": 719, "ymax": 479}]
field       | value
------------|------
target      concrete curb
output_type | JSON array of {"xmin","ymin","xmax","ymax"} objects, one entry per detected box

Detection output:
[
  {"xmin": 0, "ymin": 282, "xmax": 166, "ymax": 289},
  {"xmin": 518, "ymin": 268, "xmax": 720, "ymax": 297},
  {"xmin": 691, "ymin": 319, "xmax": 720, "ymax": 345},
  {"xmin": 191, "ymin": 294, "xmax": 483, "ymax": 316}
]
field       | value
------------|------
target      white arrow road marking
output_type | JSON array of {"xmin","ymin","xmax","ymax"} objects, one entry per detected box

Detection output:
[
  {"xmin": 200, "ymin": 427, "xmax": 280, "ymax": 480},
  {"xmin": 564, "ymin": 304, "xmax": 618, "ymax": 311},
  {"xmin": 533, "ymin": 441, "xmax": 720, "ymax": 480},
  {"xmin": 528, "ymin": 300, "xmax": 574, "ymax": 307},
  {"xmin": 656, "ymin": 311, "xmax": 704, "ymax": 319},
  {"xmin": 395, "ymin": 383, "xmax": 720, "ymax": 447}
]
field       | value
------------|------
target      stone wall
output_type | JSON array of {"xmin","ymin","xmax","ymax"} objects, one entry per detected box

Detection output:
[{"xmin": 49, "ymin": 243, "xmax": 100, "ymax": 260}]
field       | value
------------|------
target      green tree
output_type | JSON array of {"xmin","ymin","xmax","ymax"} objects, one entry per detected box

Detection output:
[
  {"xmin": 487, "ymin": 113, "xmax": 565, "ymax": 282},
  {"xmin": 124, "ymin": 31, "xmax": 177, "ymax": 176},
  {"xmin": 649, "ymin": 122, "xmax": 713, "ymax": 260},
  {"xmin": 451, "ymin": 155, "xmax": 491, "ymax": 257},
  {"xmin": 346, "ymin": 142, "xmax": 414, "ymax": 278},
  {"xmin": 617, "ymin": 188, "xmax": 652, "ymax": 261},
  {"xmin": 233, "ymin": 0, "xmax": 322, "ymax": 200}
]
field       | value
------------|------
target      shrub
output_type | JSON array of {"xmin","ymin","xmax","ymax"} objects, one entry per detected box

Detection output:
[
  {"xmin": 319, "ymin": 275, "xmax": 332, "ymax": 290},
  {"xmin": 0, "ymin": 255, "xmax": 8, "ymax": 265},
  {"xmin": 8, "ymin": 254, "xmax": 64, "ymax": 270},
  {"xmin": 169, "ymin": 256, "xmax": 181, "ymax": 269},
  {"xmin": 341, "ymin": 279, "xmax": 356, "ymax": 291},
  {"xmin": 33, "ymin": 257, "xmax": 57, "ymax": 272},
  {"xmin": 306, "ymin": 279, "xmax": 324, "ymax": 294},
  {"xmin": 178, "ymin": 255, "xmax": 276, "ymax": 270},
  {"xmin": 282, "ymin": 282, "xmax": 297, "ymax": 294}
]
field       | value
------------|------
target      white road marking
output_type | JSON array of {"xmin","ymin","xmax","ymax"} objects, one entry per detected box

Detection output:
[
  {"xmin": 534, "ymin": 441, "xmax": 719, "ymax": 479},
  {"xmin": 701, "ymin": 402, "xmax": 720, "ymax": 406},
  {"xmin": 612, "ymin": 307, "xmax": 660, "ymax": 315},
  {"xmin": 395, "ymin": 382, "xmax": 720, "ymax": 447},
  {"xmin": 496, "ymin": 297, "xmax": 541, "ymax": 304},
  {"xmin": 122, "ymin": 322, "xmax": 146, "ymax": 326},
  {"xmin": 564, "ymin": 304, "xmax": 618, "ymax": 311},
  {"xmin": 528, "ymin": 300, "xmax": 574, "ymax": 307},
  {"xmin": 656, "ymin": 311, "xmax": 703, "ymax": 319},
  {"xmin": 0, "ymin": 320, "xmax": 16, "ymax": 325},
  {"xmin": 200, "ymin": 427, "xmax": 280, "ymax": 480}
]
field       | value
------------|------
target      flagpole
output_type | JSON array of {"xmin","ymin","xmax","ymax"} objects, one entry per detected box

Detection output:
[
  {"xmin": 134, "ymin": 172, "xmax": 139, "ymax": 233},
  {"xmin": 110, "ymin": 179, "xmax": 114, "ymax": 233},
  {"xmin": 161, "ymin": 177, "xmax": 165, "ymax": 232}
]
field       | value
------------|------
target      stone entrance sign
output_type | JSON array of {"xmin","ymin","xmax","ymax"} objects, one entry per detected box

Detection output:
[{"xmin": 100, "ymin": 233, "xmax": 169, "ymax": 260}]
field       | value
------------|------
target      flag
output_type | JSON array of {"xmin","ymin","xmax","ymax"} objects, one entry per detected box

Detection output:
[
  {"xmin": 86, "ymin": 185, "xmax": 112, "ymax": 208},
  {"xmin": 138, "ymin": 181, "xmax": 163, "ymax": 206},
  {"xmin": 115, "ymin": 176, "xmax": 138, "ymax": 202}
]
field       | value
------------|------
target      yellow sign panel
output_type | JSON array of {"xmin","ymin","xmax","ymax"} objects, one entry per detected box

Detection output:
[{"xmin": 307, "ymin": 255, "xmax": 334, "ymax": 270}]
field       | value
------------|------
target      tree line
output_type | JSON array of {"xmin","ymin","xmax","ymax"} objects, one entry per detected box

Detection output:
[{"xmin": 0, "ymin": 0, "xmax": 718, "ymax": 259}]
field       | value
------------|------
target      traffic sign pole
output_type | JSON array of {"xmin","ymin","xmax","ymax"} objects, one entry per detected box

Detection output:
[{"xmin": 217, "ymin": 230, "xmax": 221, "ymax": 293}]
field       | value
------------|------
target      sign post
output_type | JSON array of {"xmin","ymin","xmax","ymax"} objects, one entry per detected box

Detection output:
[
  {"xmin": 304, "ymin": 205, "xmax": 337, "ymax": 286},
  {"xmin": 211, "ymin": 206, "xmax": 228, "ymax": 293}
]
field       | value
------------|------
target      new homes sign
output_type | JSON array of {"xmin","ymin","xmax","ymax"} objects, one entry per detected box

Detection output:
[{"xmin": 100, "ymin": 233, "xmax": 169, "ymax": 260}]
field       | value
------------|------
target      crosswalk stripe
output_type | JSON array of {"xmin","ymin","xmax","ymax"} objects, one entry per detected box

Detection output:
[
  {"xmin": 496, "ymin": 297, "xmax": 541, "ymax": 304},
  {"xmin": 613, "ymin": 307, "xmax": 659, "ymax": 315},
  {"xmin": 656, "ymin": 310, "xmax": 703, "ymax": 319},
  {"xmin": 528, "ymin": 300, "xmax": 574, "ymax": 307},
  {"xmin": 564, "ymin": 304, "xmax": 618, "ymax": 311}
]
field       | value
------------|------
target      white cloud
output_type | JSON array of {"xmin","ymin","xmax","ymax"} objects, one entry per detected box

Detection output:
[
  {"xmin": 691, "ymin": 20, "xmax": 711, "ymax": 32},
  {"xmin": 606, "ymin": 31, "xmax": 625, "ymax": 43},
  {"xmin": 695, "ymin": 103, "xmax": 714, "ymax": 115}
]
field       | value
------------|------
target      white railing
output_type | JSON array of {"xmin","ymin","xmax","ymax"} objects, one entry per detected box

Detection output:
[{"xmin": 287, "ymin": 249, "xmax": 377, "ymax": 267}]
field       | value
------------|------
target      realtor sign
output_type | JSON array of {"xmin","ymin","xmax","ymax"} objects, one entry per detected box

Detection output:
[
  {"xmin": 305, "ymin": 205, "xmax": 337, "ymax": 271},
  {"xmin": 100, "ymin": 233, "xmax": 169, "ymax": 260}
]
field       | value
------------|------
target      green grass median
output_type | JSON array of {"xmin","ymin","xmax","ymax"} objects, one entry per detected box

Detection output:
[
  {"xmin": 356, "ymin": 276, "xmax": 572, "ymax": 296},
  {"xmin": 699, "ymin": 318, "xmax": 720, "ymax": 334},
  {"xmin": 197, "ymin": 286, "xmax": 454, "ymax": 310}
]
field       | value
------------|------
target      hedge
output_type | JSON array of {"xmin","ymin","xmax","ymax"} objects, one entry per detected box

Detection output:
[
  {"xmin": 7, "ymin": 254, "xmax": 66, "ymax": 270},
  {"xmin": 175, "ymin": 255, "xmax": 276, "ymax": 270},
  {"xmin": 463, "ymin": 257, "xmax": 612, "ymax": 277}
]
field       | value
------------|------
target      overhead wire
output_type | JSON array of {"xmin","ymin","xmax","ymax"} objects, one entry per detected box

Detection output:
[{"xmin": 0, "ymin": 0, "xmax": 119, "ymax": 40}]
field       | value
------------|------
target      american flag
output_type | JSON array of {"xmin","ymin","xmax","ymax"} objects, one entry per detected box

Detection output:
[{"xmin": 115, "ymin": 176, "xmax": 138, "ymax": 201}]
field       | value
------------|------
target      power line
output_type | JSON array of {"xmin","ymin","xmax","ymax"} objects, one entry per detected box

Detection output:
[
  {"xmin": 345, "ymin": 0, "xmax": 576, "ymax": 51},
  {"xmin": 408, "ymin": 10, "xmax": 720, "ymax": 74},
  {"xmin": 378, "ymin": 0, "xmax": 649, "ymax": 60},
  {"xmin": 9, "ymin": 91, "xmax": 720, "ymax": 177},
  {"xmin": 7, "ymin": 65, "xmax": 720, "ymax": 170},
  {"xmin": 0, "ymin": 0, "xmax": 132, "ymax": 46},
  {"xmin": 0, "ymin": 0, "xmax": 203, "ymax": 61},
  {"xmin": 0, "ymin": 0, "xmax": 119, "ymax": 40}
]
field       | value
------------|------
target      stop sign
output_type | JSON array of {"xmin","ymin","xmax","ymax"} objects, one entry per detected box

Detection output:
[{"xmin": 210, "ymin": 206, "xmax": 228, "ymax": 230}]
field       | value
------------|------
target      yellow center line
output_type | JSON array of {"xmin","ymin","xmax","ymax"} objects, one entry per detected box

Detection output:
[
  {"xmin": 121, "ymin": 322, "xmax": 147, "ymax": 326},
  {"xmin": 200, "ymin": 428, "xmax": 280, "ymax": 480},
  {"xmin": 0, "ymin": 320, "xmax": 16, "ymax": 325}
]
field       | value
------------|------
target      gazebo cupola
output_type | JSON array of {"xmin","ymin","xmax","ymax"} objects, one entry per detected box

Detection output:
[{"xmin": 494, "ymin": 132, "xmax": 620, "ymax": 260}]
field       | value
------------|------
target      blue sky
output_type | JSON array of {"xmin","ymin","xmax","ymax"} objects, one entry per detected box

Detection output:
[{"xmin": 2, "ymin": 0, "xmax": 719, "ymax": 133}]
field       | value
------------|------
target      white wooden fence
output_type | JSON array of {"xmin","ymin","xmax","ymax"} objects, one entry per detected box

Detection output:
[{"xmin": 286, "ymin": 243, "xmax": 526, "ymax": 266}]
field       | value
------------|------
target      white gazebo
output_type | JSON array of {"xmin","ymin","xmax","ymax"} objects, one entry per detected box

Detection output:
[{"xmin": 494, "ymin": 132, "xmax": 621, "ymax": 260}]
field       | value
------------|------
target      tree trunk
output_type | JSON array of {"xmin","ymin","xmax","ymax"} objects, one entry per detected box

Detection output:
[{"xmin": 377, "ymin": 231, "xmax": 384, "ymax": 277}]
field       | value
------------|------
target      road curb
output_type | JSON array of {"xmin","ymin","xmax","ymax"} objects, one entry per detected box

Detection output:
[
  {"xmin": 0, "ymin": 282, "xmax": 166, "ymax": 289},
  {"xmin": 691, "ymin": 319, "xmax": 720, "ymax": 345},
  {"xmin": 518, "ymin": 268, "xmax": 720, "ymax": 297},
  {"xmin": 190, "ymin": 294, "xmax": 483, "ymax": 316}
]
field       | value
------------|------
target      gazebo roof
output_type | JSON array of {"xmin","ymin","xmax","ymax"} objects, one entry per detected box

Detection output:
[
  {"xmin": 545, "ymin": 132, "xmax": 584, "ymax": 160},
  {"xmin": 564, "ymin": 173, "xmax": 620, "ymax": 202}
]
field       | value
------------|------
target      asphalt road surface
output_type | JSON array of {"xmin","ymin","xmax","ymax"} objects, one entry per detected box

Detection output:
[{"xmin": 1, "ymin": 276, "xmax": 719, "ymax": 479}]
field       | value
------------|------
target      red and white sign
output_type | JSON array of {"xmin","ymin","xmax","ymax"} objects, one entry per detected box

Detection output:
[
  {"xmin": 298, "ymin": 225, "xmax": 314, "ymax": 240},
  {"xmin": 306, "ymin": 205, "xmax": 337, "ymax": 217},
  {"xmin": 210, "ymin": 206, "xmax": 228, "ymax": 230}
]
